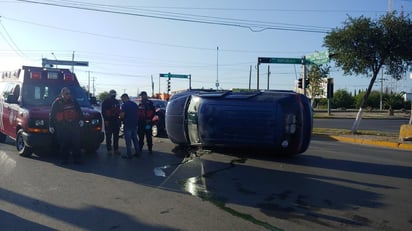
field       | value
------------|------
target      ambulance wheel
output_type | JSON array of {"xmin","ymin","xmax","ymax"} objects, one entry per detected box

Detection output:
[{"xmin": 16, "ymin": 129, "xmax": 32, "ymax": 157}]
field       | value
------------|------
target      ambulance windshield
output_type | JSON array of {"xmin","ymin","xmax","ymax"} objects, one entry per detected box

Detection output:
[{"xmin": 22, "ymin": 83, "xmax": 91, "ymax": 107}]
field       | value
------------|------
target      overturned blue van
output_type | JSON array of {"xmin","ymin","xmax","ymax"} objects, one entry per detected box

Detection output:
[{"xmin": 165, "ymin": 89, "xmax": 312, "ymax": 156}]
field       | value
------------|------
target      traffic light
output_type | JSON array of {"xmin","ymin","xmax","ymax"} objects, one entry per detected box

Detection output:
[
  {"xmin": 304, "ymin": 78, "xmax": 309, "ymax": 88},
  {"xmin": 297, "ymin": 78, "xmax": 303, "ymax": 88},
  {"xmin": 167, "ymin": 77, "xmax": 171, "ymax": 92},
  {"xmin": 327, "ymin": 78, "xmax": 334, "ymax": 98}
]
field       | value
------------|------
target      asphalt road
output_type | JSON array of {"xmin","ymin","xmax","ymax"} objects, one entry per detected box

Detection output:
[
  {"xmin": 0, "ymin": 135, "xmax": 411, "ymax": 230},
  {"xmin": 314, "ymin": 118, "xmax": 409, "ymax": 133}
]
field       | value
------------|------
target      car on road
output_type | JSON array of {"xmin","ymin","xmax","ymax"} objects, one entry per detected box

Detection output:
[{"xmin": 165, "ymin": 89, "xmax": 313, "ymax": 156}]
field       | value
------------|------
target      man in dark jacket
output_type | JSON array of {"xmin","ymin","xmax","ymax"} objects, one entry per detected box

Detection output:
[
  {"xmin": 119, "ymin": 93, "xmax": 140, "ymax": 159},
  {"xmin": 101, "ymin": 89, "xmax": 121, "ymax": 155},
  {"xmin": 49, "ymin": 87, "xmax": 84, "ymax": 165},
  {"xmin": 137, "ymin": 91, "xmax": 155, "ymax": 153}
]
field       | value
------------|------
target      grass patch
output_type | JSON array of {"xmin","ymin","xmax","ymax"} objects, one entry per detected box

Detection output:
[{"xmin": 313, "ymin": 128, "xmax": 398, "ymax": 137}]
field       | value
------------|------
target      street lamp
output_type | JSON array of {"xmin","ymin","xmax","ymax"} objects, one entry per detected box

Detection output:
[
  {"xmin": 51, "ymin": 52, "xmax": 57, "ymax": 68},
  {"xmin": 216, "ymin": 46, "xmax": 220, "ymax": 89}
]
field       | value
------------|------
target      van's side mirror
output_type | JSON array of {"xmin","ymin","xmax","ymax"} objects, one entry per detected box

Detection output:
[{"xmin": 6, "ymin": 95, "xmax": 18, "ymax": 104}]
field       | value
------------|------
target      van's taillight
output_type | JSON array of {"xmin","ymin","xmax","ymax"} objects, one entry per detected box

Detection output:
[
  {"xmin": 31, "ymin": 72, "xmax": 41, "ymax": 80},
  {"xmin": 64, "ymin": 74, "xmax": 74, "ymax": 81}
]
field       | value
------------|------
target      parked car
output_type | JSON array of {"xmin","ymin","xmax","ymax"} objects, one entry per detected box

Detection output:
[
  {"xmin": 133, "ymin": 98, "xmax": 168, "ymax": 137},
  {"xmin": 165, "ymin": 89, "xmax": 313, "ymax": 156}
]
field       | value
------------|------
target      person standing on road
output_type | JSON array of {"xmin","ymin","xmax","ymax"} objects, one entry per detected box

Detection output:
[
  {"xmin": 101, "ymin": 89, "xmax": 121, "ymax": 155},
  {"xmin": 49, "ymin": 87, "xmax": 84, "ymax": 165},
  {"xmin": 119, "ymin": 93, "xmax": 140, "ymax": 159},
  {"xmin": 137, "ymin": 91, "xmax": 155, "ymax": 153}
]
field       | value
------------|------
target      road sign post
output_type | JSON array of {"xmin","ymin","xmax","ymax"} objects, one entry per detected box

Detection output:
[
  {"xmin": 159, "ymin": 73, "xmax": 191, "ymax": 93},
  {"xmin": 256, "ymin": 56, "xmax": 304, "ymax": 91}
]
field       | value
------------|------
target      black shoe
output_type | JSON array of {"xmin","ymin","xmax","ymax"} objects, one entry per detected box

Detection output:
[{"xmin": 121, "ymin": 155, "xmax": 132, "ymax": 159}]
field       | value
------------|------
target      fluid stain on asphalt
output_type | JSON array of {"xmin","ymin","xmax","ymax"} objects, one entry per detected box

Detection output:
[{"xmin": 175, "ymin": 150, "xmax": 283, "ymax": 231}]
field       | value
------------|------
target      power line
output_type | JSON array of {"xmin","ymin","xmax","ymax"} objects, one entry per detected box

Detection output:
[
  {"xmin": 16, "ymin": 0, "xmax": 330, "ymax": 33},
  {"xmin": 0, "ymin": 19, "xmax": 26, "ymax": 57}
]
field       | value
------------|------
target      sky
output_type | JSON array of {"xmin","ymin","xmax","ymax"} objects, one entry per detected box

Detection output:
[{"xmin": 1, "ymin": 0, "xmax": 412, "ymax": 97}]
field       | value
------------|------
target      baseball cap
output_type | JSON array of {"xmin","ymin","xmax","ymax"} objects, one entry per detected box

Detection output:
[{"xmin": 139, "ymin": 91, "xmax": 147, "ymax": 96}]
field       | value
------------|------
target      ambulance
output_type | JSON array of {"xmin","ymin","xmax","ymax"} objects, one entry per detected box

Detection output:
[{"xmin": 0, "ymin": 66, "xmax": 104, "ymax": 156}]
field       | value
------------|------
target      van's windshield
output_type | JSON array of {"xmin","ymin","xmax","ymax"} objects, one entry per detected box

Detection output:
[{"xmin": 22, "ymin": 83, "xmax": 91, "ymax": 107}]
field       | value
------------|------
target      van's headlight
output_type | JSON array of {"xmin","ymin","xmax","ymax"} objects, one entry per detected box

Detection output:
[
  {"xmin": 90, "ymin": 119, "xmax": 100, "ymax": 125},
  {"xmin": 35, "ymin": 120, "xmax": 45, "ymax": 126}
]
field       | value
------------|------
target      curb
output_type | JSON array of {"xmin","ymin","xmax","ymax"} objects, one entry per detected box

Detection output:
[{"xmin": 329, "ymin": 135, "xmax": 412, "ymax": 151}]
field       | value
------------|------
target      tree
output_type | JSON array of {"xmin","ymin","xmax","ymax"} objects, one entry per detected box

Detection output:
[
  {"xmin": 98, "ymin": 91, "xmax": 110, "ymax": 101},
  {"xmin": 384, "ymin": 93, "xmax": 405, "ymax": 115},
  {"xmin": 307, "ymin": 64, "xmax": 330, "ymax": 101},
  {"xmin": 353, "ymin": 90, "xmax": 381, "ymax": 109},
  {"xmin": 324, "ymin": 12, "xmax": 412, "ymax": 133},
  {"xmin": 331, "ymin": 89, "xmax": 354, "ymax": 109}
]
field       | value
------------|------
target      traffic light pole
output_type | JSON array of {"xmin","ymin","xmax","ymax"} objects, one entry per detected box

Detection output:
[{"xmin": 302, "ymin": 56, "xmax": 307, "ymax": 97}]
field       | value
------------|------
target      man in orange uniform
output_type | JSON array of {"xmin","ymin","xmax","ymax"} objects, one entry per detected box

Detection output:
[
  {"xmin": 137, "ymin": 91, "xmax": 155, "ymax": 153},
  {"xmin": 49, "ymin": 87, "xmax": 84, "ymax": 165},
  {"xmin": 101, "ymin": 89, "xmax": 121, "ymax": 155}
]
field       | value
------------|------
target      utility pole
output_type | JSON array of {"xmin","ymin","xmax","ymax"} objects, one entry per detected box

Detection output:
[
  {"xmin": 216, "ymin": 46, "xmax": 220, "ymax": 89},
  {"xmin": 151, "ymin": 75, "xmax": 154, "ymax": 97},
  {"xmin": 267, "ymin": 65, "xmax": 271, "ymax": 90},
  {"xmin": 92, "ymin": 76, "xmax": 95, "ymax": 96},
  {"xmin": 88, "ymin": 71, "xmax": 90, "ymax": 95},
  {"xmin": 72, "ymin": 51, "xmax": 75, "ymax": 73},
  {"xmin": 248, "ymin": 65, "xmax": 252, "ymax": 90}
]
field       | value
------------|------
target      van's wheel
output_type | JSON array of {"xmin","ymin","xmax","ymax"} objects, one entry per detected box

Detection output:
[
  {"xmin": 0, "ymin": 132, "xmax": 6, "ymax": 143},
  {"xmin": 84, "ymin": 143, "xmax": 100, "ymax": 154},
  {"xmin": 16, "ymin": 129, "xmax": 32, "ymax": 157}
]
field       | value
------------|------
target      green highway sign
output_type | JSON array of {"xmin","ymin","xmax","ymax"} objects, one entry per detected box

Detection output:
[
  {"xmin": 306, "ymin": 51, "xmax": 330, "ymax": 65},
  {"xmin": 159, "ymin": 73, "xmax": 190, "ymax": 79},
  {"xmin": 258, "ymin": 57, "xmax": 302, "ymax": 64}
]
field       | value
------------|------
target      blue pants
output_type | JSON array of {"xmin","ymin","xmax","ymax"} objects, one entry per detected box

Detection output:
[
  {"xmin": 138, "ymin": 124, "xmax": 153, "ymax": 151},
  {"xmin": 124, "ymin": 126, "xmax": 139, "ymax": 156}
]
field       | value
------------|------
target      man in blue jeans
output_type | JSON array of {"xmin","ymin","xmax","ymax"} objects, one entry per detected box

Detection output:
[{"xmin": 119, "ymin": 93, "xmax": 140, "ymax": 159}]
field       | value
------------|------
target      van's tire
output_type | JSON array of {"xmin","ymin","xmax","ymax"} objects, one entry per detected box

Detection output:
[
  {"xmin": 0, "ymin": 132, "xmax": 7, "ymax": 143},
  {"xmin": 84, "ymin": 143, "xmax": 100, "ymax": 154},
  {"xmin": 16, "ymin": 129, "xmax": 32, "ymax": 157}
]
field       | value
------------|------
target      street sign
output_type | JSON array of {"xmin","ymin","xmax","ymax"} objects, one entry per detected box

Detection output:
[
  {"xmin": 159, "ymin": 73, "xmax": 190, "ymax": 79},
  {"xmin": 305, "ymin": 51, "xmax": 330, "ymax": 65},
  {"xmin": 258, "ymin": 57, "xmax": 302, "ymax": 64},
  {"xmin": 42, "ymin": 58, "xmax": 89, "ymax": 67}
]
